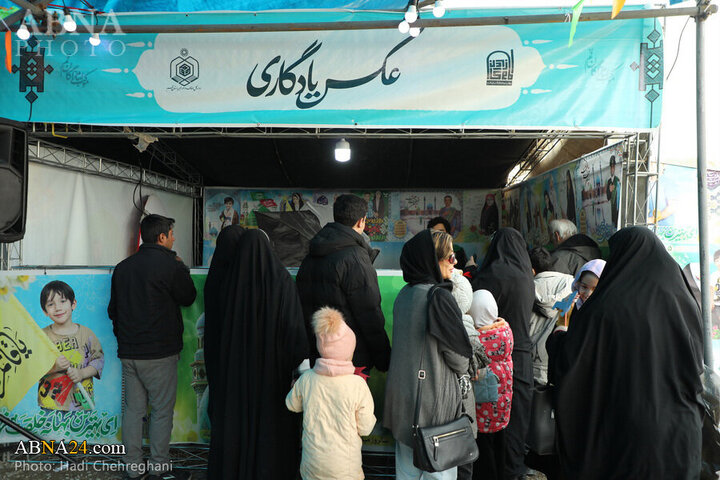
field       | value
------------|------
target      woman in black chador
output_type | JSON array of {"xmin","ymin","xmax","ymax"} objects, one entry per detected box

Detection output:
[
  {"xmin": 470, "ymin": 228, "xmax": 535, "ymax": 480},
  {"xmin": 547, "ymin": 227, "xmax": 703, "ymax": 479},
  {"xmin": 204, "ymin": 227, "xmax": 309, "ymax": 479},
  {"xmin": 480, "ymin": 194, "xmax": 499, "ymax": 235}
]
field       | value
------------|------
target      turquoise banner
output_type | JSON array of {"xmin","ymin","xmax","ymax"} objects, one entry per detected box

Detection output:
[{"xmin": 0, "ymin": 9, "xmax": 662, "ymax": 129}]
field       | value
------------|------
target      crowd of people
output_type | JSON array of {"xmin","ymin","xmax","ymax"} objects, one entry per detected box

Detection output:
[{"xmin": 106, "ymin": 196, "xmax": 706, "ymax": 480}]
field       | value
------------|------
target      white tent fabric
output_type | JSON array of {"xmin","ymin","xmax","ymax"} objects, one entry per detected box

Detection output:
[
  {"xmin": 659, "ymin": 8, "xmax": 719, "ymax": 169},
  {"xmin": 22, "ymin": 163, "xmax": 193, "ymax": 266}
]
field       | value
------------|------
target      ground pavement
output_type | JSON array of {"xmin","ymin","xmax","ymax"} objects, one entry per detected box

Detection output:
[{"xmin": 0, "ymin": 444, "xmax": 547, "ymax": 479}]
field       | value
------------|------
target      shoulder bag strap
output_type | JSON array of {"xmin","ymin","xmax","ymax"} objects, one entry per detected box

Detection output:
[
  {"xmin": 412, "ymin": 287, "xmax": 436, "ymax": 430},
  {"xmin": 412, "ymin": 319, "xmax": 429, "ymax": 430}
]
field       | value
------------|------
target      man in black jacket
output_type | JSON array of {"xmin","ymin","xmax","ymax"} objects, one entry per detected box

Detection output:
[
  {"xmin": 108, "ymin": 214, "xmax": 196, "ymax": 480},
  {"xmin": 296, "ymin": 194, "xmax": 391, "ymax": 375},
  {"xmin": 548, "ymin": 218, "xmax": 602, "ymax": 276}
]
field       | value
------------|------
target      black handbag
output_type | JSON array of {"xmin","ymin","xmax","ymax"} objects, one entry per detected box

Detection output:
[
  {"xmin": 411, "ymin": 301, "xmax": 478, "ymax": 472},
  {"xmin": 526, "ymin": 383, "xmax": 556, "ymax": 456},
  {"xmin": 413, "ymin": 414, "xmax": 477, "ymax": 472}
]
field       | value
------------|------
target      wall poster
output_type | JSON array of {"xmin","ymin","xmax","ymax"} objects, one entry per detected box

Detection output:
[
  {"xmin": 502, "ymin": 142, "xmax": 624, "ymax": 250},
  {"xmin": 203, "ymin": 188, "xmax": 501, "ymax": 269}
]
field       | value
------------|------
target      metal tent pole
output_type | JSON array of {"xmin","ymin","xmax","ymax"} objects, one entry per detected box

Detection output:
[
  {"xmin": 632, "ymin": 133, "xmax": 640, "ymax": 224},
  {"xmin": 695, "ymin": 1, "xmax": 713, "ymax": 369},
  {"xmin": 1, "ymin": 5, "xmax": 717, "ymax": 34}
]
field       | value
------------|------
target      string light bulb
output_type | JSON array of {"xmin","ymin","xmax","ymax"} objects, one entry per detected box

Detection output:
[
  {"xmin": 404, "ymin": 3, "xmax": 418, "ymax": 23},
  {"xmin": 89, "ymin": 33, "xmax": 101, "ymax": 46},
  {"xmin": 409, "ymin": 26, "xmax": 420, "ymax": 37},
  {"xmin": 63, "ymin": 8, "xmax": 77, "ymax": 32},
  {"xmin": 17, "ymin": 23, "xmax": 30, "ymax": 40},
  {"xmin": 398, "ymin": 20, "xmax": 410, "ymax": 34},
  {"xmin": 433, "ymin": 0, "xmax": 446, "ymax": 18}
]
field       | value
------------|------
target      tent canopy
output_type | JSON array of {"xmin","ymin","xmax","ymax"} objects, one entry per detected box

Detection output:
[
  {"xmin": 1, "ymin": 0, "xmax": 668, "ymax": 188},
  {"xmin": 62, "ymin": 0, "xmax": 408, "ymax": 12},
  {"xmin": 50, "ymin": 133, "xmax": 540, "ymax": 188},
  {"xmin": 15, "ymin": 0, "xmax": 654, "ymax": 14}
]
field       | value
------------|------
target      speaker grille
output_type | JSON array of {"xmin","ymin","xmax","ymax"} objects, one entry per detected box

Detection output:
[{"xmin": 0, "ymin": 122, "xmax": 28, "ymax": 243}]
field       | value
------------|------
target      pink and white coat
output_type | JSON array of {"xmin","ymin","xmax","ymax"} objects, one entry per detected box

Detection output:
[{"xmin": 475, "ymin": 319, "xmax": 514, "ymax": 433}]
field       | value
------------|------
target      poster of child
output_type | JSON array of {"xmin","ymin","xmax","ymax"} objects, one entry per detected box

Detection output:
[{"xmin": 37, "ymin": 281, "xmax": 104, "ymax": 412}]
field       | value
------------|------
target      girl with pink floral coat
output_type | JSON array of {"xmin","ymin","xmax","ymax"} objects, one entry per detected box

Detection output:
[{"xmin": 468, "ymin": 289, "xmax": 514, "ymax": 480}]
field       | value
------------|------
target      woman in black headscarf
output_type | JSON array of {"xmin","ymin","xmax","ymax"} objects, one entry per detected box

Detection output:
[
  {"xmin": 204, "ymin": 228, "xmax": 309, "ymax": 479},
  {"xmin": 384, "ymin": 229, "xmax": 474, "ymax": 479},
  {"xmin": 471, "ymin": 228, "xmax": 535, "ymax": 480},
  {"xmin": 480, "ymin": 194, "xmax": 500, "ymax": 235},
  {"xmin": 547, "ymin": 227, "xmax": 703, "ymax": 479}
]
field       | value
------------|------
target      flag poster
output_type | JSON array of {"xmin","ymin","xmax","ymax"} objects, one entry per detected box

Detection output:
[
  {"xmin": 0, "ymin": 289, "xmax": 59, "ymax": 411},
  {"xmin": 0, "ymin": 272, "xmax": 122, "ymax": 444}
]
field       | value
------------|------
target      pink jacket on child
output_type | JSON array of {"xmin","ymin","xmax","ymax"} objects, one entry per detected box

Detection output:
[{"xmin": 475, "ymin": 319, "xmax": 514, "ymax": 433}]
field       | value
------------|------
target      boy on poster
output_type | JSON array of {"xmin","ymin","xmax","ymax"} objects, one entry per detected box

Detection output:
[
  {"xmin": 37, "ymin": 281, "xmax": 104, "ymax": 411},
  {"xmin": 219, "ymin": 196, "xmax": 240, "ymax": 229}
]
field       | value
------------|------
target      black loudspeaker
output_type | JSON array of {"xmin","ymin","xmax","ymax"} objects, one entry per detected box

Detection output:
[{"xmin": 0, "ymin": 119, "xmax": 28, "ymax": 243}]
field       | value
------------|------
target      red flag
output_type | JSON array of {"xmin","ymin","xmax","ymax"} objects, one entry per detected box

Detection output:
[{"xmin": 4, "ymin": 30, "xmax": 11, "ymax": 74}]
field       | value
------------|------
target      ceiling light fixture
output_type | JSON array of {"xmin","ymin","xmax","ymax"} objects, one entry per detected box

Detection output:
[{"xmin": 334, "ymin": 138, "xmax": 351, "ymax": 162}]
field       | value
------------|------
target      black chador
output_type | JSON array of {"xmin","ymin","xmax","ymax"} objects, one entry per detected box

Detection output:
[
  {"xmin": 548, "ymin": 227, "xmax": 703, "ymax": 479},
  {"xmin": 205, "ymin": 227, "xmax": 309, "ymax": 479},
  {"xmin": 471, "ymin": 228, "xmax": 535, "ymax": 479}
]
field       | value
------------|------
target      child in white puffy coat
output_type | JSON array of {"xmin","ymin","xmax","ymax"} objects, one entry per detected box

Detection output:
[{"xmin": 286, "ymin": 307, "xmax": 376, "ymax": 480}]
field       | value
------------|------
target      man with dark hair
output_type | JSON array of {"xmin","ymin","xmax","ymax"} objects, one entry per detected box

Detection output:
[
  {"xmin": 428, "ymin": 216, "xmax": 467, "ymax": 269},
  {"xmin": 296, "ymin": 194, "xmax": 391, "ymax": 375},
  {"xmin": 427, "ymin": 216, "xmax": 452, "ymax": 233},
  {"xmin": 528, "ymin": 246, "xmax": 554, "ymax": 275},
  {"xmin": 139, "ymin": 214, "xmax": 175, "ymax": 244},
  {"xmin": 108, "ymin": 214, "xmax": 196, "ymax": 480},
  {"xmin": 527, "ymin": 247, "xmax": 573, "ymax": 386}
]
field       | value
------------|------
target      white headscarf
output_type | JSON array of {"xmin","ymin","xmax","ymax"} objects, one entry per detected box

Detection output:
[{"xmin": 469, "ymin": 289, "xmax": 499, "ymax": 328}]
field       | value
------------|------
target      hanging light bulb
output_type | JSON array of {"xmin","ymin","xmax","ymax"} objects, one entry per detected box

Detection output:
[
  {"xmin": 63, "ymin": 8, "xmax": 77, "ymax": 32},
  {"xmin": 433, "ymin": 0, "xmax": 446, "ymax": 18},
  {"xmin": 409, "ymin": 26, "xmax": 421, "ymax": 37},
  {"xmin": 398, "ymin": 20, "xmax": 410, "ymax": 34},
  {"xmin": 404, "ymin": 3, "xmax": 418, "ymax": 23},
  {"xmin": 17, "ymin": 23, "xmax": 30, "ymax": 40},
  {"xmin": 89, "ymin": 33, "xmax": 101, "ymax": 46},
  {"xmin": 334, "ymin": 138, "xmax": 351, "ymax": 163}
]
